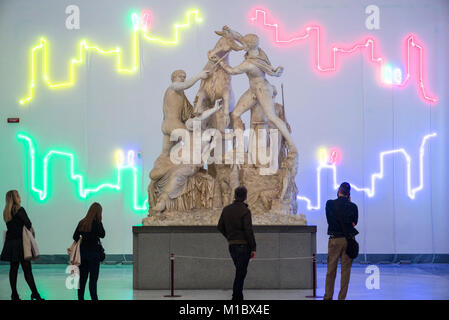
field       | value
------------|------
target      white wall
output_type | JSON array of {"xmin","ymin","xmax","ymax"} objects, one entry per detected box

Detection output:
[{"xmin": 0, "ymin": 0, "xmax": 447, "ymax": 254}]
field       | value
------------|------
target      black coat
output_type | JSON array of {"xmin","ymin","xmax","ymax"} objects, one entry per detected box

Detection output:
[
  {"xmin": 217, "ymin": 201, "xmax": 256, "ymax": 251},
  {"xmin": 326, "ymin": 197, "xmax": 359, "ymax": 238},
  {"xmin": 1, "ymin": 207, "xmax": 32, "ymax": 262},
  {"xmin": 73, "ymin": 219, "xmax": 105, "ymax": 253}
]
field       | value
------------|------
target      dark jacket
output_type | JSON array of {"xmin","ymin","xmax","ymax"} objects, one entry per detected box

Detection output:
[
  {"xmin": 73, "ymin": 219, "xmax": 105, "ymax": 252},
  {"xmin": 1, "ymin": 207, "xmax": 32, "ymax": 262},
  {"xmin": 217, "ymin": 201, "xmax": 256, "ymax": 252},
  {"xmin": 326, "ymin": 196, "xmax": 359, "ymax": 238}
]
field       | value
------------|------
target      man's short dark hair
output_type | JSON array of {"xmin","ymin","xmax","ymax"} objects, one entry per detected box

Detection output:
[
  {"xmin": 234, "ymin": 186, "xmax": 247, "ymax": 202},
  {"xmin": 338, "ymin": 182, "xmax": 351, "ymax": 197}
]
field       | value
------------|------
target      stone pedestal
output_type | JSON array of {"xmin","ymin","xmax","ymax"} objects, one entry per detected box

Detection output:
[{"xmin": 133, "ymin": 225, "xmax": 316, "ymax": 289}]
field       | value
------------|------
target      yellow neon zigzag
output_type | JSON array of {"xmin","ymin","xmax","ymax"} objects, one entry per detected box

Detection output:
[{"xmin": 19, "ymin": 10, "xmax": 202, "ymax": 104}]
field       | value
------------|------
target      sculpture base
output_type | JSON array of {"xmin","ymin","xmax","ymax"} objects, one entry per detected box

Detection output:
[
  {"xmin": 133, "ymin": 225, "xmax": 316, "ymax": 289},
  {"xmin": 142, "ymin": 209, "xmax": 306, "ymax": 226}
]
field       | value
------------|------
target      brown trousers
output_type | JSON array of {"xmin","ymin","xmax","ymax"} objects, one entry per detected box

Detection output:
[{"xmin": 324, "ymin": 237, "xmax": 353, "ymax": 300}]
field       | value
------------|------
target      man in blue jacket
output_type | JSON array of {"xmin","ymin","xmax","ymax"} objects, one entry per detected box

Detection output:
[
  {"xmin": 324, "ymin": 182, "xmax": 358, "ymax": 300},
  {"xmin": 218, "ymin": 186, "xmax": 256, "ymax": 301}
]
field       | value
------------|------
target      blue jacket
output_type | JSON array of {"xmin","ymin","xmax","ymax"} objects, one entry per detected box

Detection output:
[{"xmin": 326, "ymin": 196, "xmax": 359, "ymax": 238}]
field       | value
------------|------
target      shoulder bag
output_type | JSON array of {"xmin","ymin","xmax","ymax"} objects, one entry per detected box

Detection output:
[
  {"xmin": 336, "ymin": 203, "xmax": 359, "ymax": 259},
  {"xmin": 98, "ymin": 240, "xmax": 106, "ymax": 262}
]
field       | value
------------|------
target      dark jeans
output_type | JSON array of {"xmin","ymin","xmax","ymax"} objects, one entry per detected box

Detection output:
[
  {"xmin": 229, "ymin": 244, "xmax": 251, "ymax": 301},
  {"xmin": 9, "ymin": 260, "xmax": 38, "ymax": 297},
  {"xmin": 78, "ymin": 250, "xmax": 101, "ymax": 300}
]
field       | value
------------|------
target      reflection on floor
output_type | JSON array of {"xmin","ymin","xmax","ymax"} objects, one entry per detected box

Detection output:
[{"xmin": 0, "ymin": 264, "xmax": 448, "ymax": 300}]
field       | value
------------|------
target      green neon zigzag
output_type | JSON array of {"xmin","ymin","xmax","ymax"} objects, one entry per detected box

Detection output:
[{"xmin": 17, "ymin": 133, "xmax": 148, "ymax": 212}]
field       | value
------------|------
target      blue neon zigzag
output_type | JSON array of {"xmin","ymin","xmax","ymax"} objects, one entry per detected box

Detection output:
[{"xmin": 297, "ymin": 133, "xmax": 437, "ymax": 210}]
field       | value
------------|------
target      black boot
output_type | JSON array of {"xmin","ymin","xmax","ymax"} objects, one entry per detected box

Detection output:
[
  {"xmin": 11, "ymin": 292, "xmax": 21, "ymax": 300},
  {"xmin": 31, "ymin": 292, "xmax": 44, "ymax": 300}
]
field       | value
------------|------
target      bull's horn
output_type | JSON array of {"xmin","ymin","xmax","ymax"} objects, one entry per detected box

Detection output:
[{"xmin": 233, "ymin": 43, "xmax": 244, "ymax": 51}]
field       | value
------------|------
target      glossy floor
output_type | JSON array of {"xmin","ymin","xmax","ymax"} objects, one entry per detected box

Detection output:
[{"xmin": 0, "ymin": 264, "xmax": 448, "ymax": 300}]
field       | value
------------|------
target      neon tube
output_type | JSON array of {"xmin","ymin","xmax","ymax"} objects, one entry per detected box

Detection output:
[
  {"xmin": 142, "ymin": 9, "xmax": 202, "ymax": 45},
  {"xmin": 297, "ymin": 133, "xmax": 437, "ymax": 210},
  {"xmin": 19, "ymin": 9, "xmax": 202, "ymax": 105},
  {"xmin": 18, "ymin": 134, "xmax": 148, "ymax": 212},
  {"xmin": 249, "ymin": 9, "xmax": 438, "ymax": 104}
]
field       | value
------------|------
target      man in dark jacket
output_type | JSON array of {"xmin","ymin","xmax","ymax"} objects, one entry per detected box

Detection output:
[
  {"xmin": 324, "ymin": 182, "xmax": 358, "ymax": 300},
  {"xmin": 217, "ymin": 186, "xmax": 256, "ymax": 301}
]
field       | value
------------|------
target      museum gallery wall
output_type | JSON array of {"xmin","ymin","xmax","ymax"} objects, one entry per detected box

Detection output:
[{"xmin": 0, "ymin": 0, "xmax": 447, "ymax": 255}]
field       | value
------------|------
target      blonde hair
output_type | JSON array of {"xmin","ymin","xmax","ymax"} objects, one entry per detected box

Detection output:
[{"xmin": 3, "ymin": 190, "xmax": 21, "ymax": 223}]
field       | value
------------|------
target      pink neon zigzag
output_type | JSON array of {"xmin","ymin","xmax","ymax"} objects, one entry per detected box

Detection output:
[{"xmin": 249, "ymin": 9, "xmax": 438, "ymax": 104}]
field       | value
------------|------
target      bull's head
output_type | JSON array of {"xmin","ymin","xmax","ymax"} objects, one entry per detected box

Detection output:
[{"xmin": 208, "ymin": 26, "xmax": 243, "ymax": 62}]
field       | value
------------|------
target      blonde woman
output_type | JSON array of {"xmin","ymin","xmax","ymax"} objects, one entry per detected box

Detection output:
[{"xmin": 1, "ymin": 190, "xmax": 43, "ymax": 300}]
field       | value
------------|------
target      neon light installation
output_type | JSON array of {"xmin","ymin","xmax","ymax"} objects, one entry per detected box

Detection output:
[
  {"xmin": 19, "ymin": 9, "xmax": 202, "ymax": 105},
  {"xmin": 328, "ymin": 147, "xmax": 342, "ymax": 165},
  {"xmin": 249, "ymin": 8, "xmax": 438, "ymax": 104},
  {"xmin": 141, "ymin": 9, "xmax": 202, "ymax": 44},
  {"xmin": 297, "ymin": 133, "xmax": 437, "ymax": 210},
  {"xmin": 382, "ymin": 64, "xmax": 403, "ymax": 85},
  {"xmin": 17, "ymin": 133, "xmax": 148, "ymax": 212},
  {"xmin": 140, "ymin": 9, "xmax": 152, "ymax": 31}
]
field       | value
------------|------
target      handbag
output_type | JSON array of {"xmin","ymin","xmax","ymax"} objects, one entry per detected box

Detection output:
[
  {"xmin": 336, "ymin": 204, "xmax": 359, "ymax": 259},
  {"xmin": 345, "ymin": 237, "xmax": 359, "ymax": 259},
  {"xmin": 23, "ymin": 227, "xmax": 40, "ymax": 261},
  {"xmin": 98, "ymin": 240, "xmax": 106, "ymax": 262},
  {"xmin": 67, "ymin": 238, "xmax": 82, "ymax": 266}
]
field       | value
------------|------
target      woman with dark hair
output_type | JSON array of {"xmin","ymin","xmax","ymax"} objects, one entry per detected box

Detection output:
[
  {"xmin": 73, "ymin": 202, "xmax": 105, "ymax": 300},
  {"xmin": 1, "ymin": 190, "xmax": 43, "ymax": 300}
]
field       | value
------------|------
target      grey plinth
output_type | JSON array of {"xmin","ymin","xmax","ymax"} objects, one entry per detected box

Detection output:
[{"xmin": 133, "ymin": 225, "xmax": 317, "ymax": 289}]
